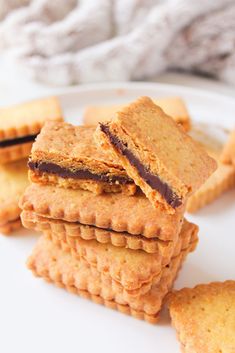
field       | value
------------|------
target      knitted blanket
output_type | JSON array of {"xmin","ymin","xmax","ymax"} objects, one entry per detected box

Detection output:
[{"xmin": 1, "ymin": 0, "xmax": 234, "ymax": 85}]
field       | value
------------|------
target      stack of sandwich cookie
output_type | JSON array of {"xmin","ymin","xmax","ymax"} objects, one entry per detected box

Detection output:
[
  {"xmin": 22, "ymin": 188, "xmax": 198, "ymax": 323},
  {"xmin": 21, "ymin": 97, "xmax": 216, "ymax": 323},
  {"xmin": 0, "ymin": 97, "xmax": 63, "ymax": 234}
]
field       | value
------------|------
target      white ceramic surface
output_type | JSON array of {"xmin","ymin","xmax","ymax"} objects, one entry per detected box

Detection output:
[{"xmin": 0, "ymin": 82, "xmax": 234, "ymax": 353}]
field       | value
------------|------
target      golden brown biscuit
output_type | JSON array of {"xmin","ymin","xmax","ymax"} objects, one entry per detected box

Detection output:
[
  {"xmin": 0, "ymin": 218, "xmax": 22, "ymax": 235},
  {"xmin": 168, "ymin": 281, "xmax": 235, "ymax": 353},
  {"xmin": 44, "ymin": 219, "xmax": 198, "ymax": 296},
  {"xmin": 21, "ymin": 210, "xmax": 170, "ymax": 253},
  {"xmin": 0, "ymin": 159, "xmax": 29, "ymax": 233},
  {"xmin": 0, "ymin": 97, "xmax": 63, "ymax": 163},
  {"xmin": 19, "ymin": 184, "xmax": 186, "ymax": 240},
  {"xmin": 187, "ymin": 144, "xmax": 235, "ymax": 213},
  {"xmin": 83, "ymin": 96, "xmax": 191, "ymax": 131},
  {"xmin": 221, "ymin": 130, "xmax": 235, "ymax": 165},
  {"xmin": 27, "ymin": 235, "xmax": 194, "ymax": 324},
  {"xmin": 28, "ymin": 121, "xmax": 136, "ymax": 195},
  {"xmin": 21, "ymin": 211, "xmax": 197, "ymax": 255},
  {"xmin": 95, "ymin": 97, "xmax": 217, "ymax": 214}
]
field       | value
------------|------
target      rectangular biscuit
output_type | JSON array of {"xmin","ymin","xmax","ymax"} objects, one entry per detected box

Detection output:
[
  {"xmin": 28, "ymin": 121, "xmax": 136, "ymax": 195},
  {"xmin": 187, "ymin": 144, "xmax": 235, "ymax": 213},
  {"xmin": 83, "ymin": 96, "xmax": 191, "ymax": 132},
  {"xmin": 0, "ymin": 159, "xmax": 29, "ymax": 232},
  {"xmin": 22, "ymin": 211, "xmax": 198, "ymax": 296},
  {"xmin": 27, "ymin": 235, "xmax": 194, "ymax": 324},
  {"xmin": 21, "ymin": 211, "xmax": 197, "ymax": 255},
  {"xmin": 95, "ymin": 97, "xmax": 217, "ymax": 214},
  {"xmin": 221, "ymin": 129, "xmax": 235, "ymax": 165},
  {"xmin": 44, "ymin": 219, "xmax": 198, "ymax": 297},
  {"xmin": 0, "ymin": 97, "xmax": 63, "ymax": 163},
  {"xmin": 19, "ymin": 183, "xmax": 185, "ymax": 240},
  {"xmin": 21, "ymin": 210, "xmax": 171, "ymax": 254},
  {"xmin": 168, "ymin": 281, "xmax": 235, "ymax": 353}
]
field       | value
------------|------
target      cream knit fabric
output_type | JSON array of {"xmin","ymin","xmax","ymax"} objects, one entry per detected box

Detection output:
[{"xmin": 1, "ymin": 0, "xmax": 235, "ymax": 85}]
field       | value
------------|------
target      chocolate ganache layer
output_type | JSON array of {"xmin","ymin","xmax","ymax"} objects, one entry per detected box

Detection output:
[
  {"xmin": 0, "ymin": 134, "xmax": 37, "ymax": 148},
  {"xmin": 28, "ymin": 160, "xmax": 133, "ymax": 185},
  {"xmin": 100, "ymin": 123, "xmax": 182, "ymax": 208}
]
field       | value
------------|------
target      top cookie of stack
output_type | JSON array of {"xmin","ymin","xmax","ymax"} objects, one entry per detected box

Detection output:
[{"xmin": 95, "ymin": 96, "xmax": 217, "ymax": 214}]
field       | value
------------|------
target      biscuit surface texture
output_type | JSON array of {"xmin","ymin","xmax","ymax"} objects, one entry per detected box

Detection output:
[
  {"xmin": 221, "ymin": 130, "xmax": 235, "ymax": 166},
  {"xmin": 187, "ymin": 144, "xmax": 235, "ymax": 213},
  {"xmin": 95, "ymin": 97, "xmax": 217, "ymax": 214},
  {"xmin": 0, "ymin": 97, "xmax": 63, "ymax": 138},
  {"xmin": 19, "ymin": 183, "xmax": 185, "ymax": 240},
  {"xmin": 168, "ymin": 281, "xmax": 235, "ymax": 353},
  {"xmin": 21, "ymin": 210, "xmax": 197, "ymax": 254},
  {"xmin": 0, "ymin": 218, "xmax": 22, "ymax": 235},
  {"xmin": 0, "ymin": 97, "xmax": 63, "ymax": 163},
  {"xmin": 0, "ymin": 159, "xmax": 29, "ymax": 227},
  {"xmin": 27, "ymin": 235, "xmax": 194, "ymax": 323},
  {"xmin": 44, "ymin": 219, "xmax": 198, "ymax": 295},
  {"xmin": 28, "ymin": 121, "xmax": 136, "ymax": 195}
]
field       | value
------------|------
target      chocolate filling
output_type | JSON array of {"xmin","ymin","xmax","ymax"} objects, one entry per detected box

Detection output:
[
  {"xmin": 75, "ymin": 224, "xmax": 163, "ymax": 242},
  {"xmin": 0, "ymin": 134, "xmax": 37, "ymax": 148},
  {"xmin": 31, "ymin": 213, "xmax": 164, "ymax": 241},
  {"xmin": 28, "ymin": 160, "xmax": 133, "ymax": 185},
  {"xmin": 100, "ymin": 123, "xmax": 182, "ymax": 208}
]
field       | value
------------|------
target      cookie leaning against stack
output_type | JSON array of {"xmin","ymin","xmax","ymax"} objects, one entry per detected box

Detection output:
[
  {"xmin": 20, "ymin": 97, "xmax": 216, "ymax": 323},
  {"xmin": 0, "ymin": 97, "xmax": 64, "ymax": 234}
]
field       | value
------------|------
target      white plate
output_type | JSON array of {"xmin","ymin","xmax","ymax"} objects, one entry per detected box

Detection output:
[{"xmin": 0, "ymin": 82, "xmax": 235, "ymax": 353}]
